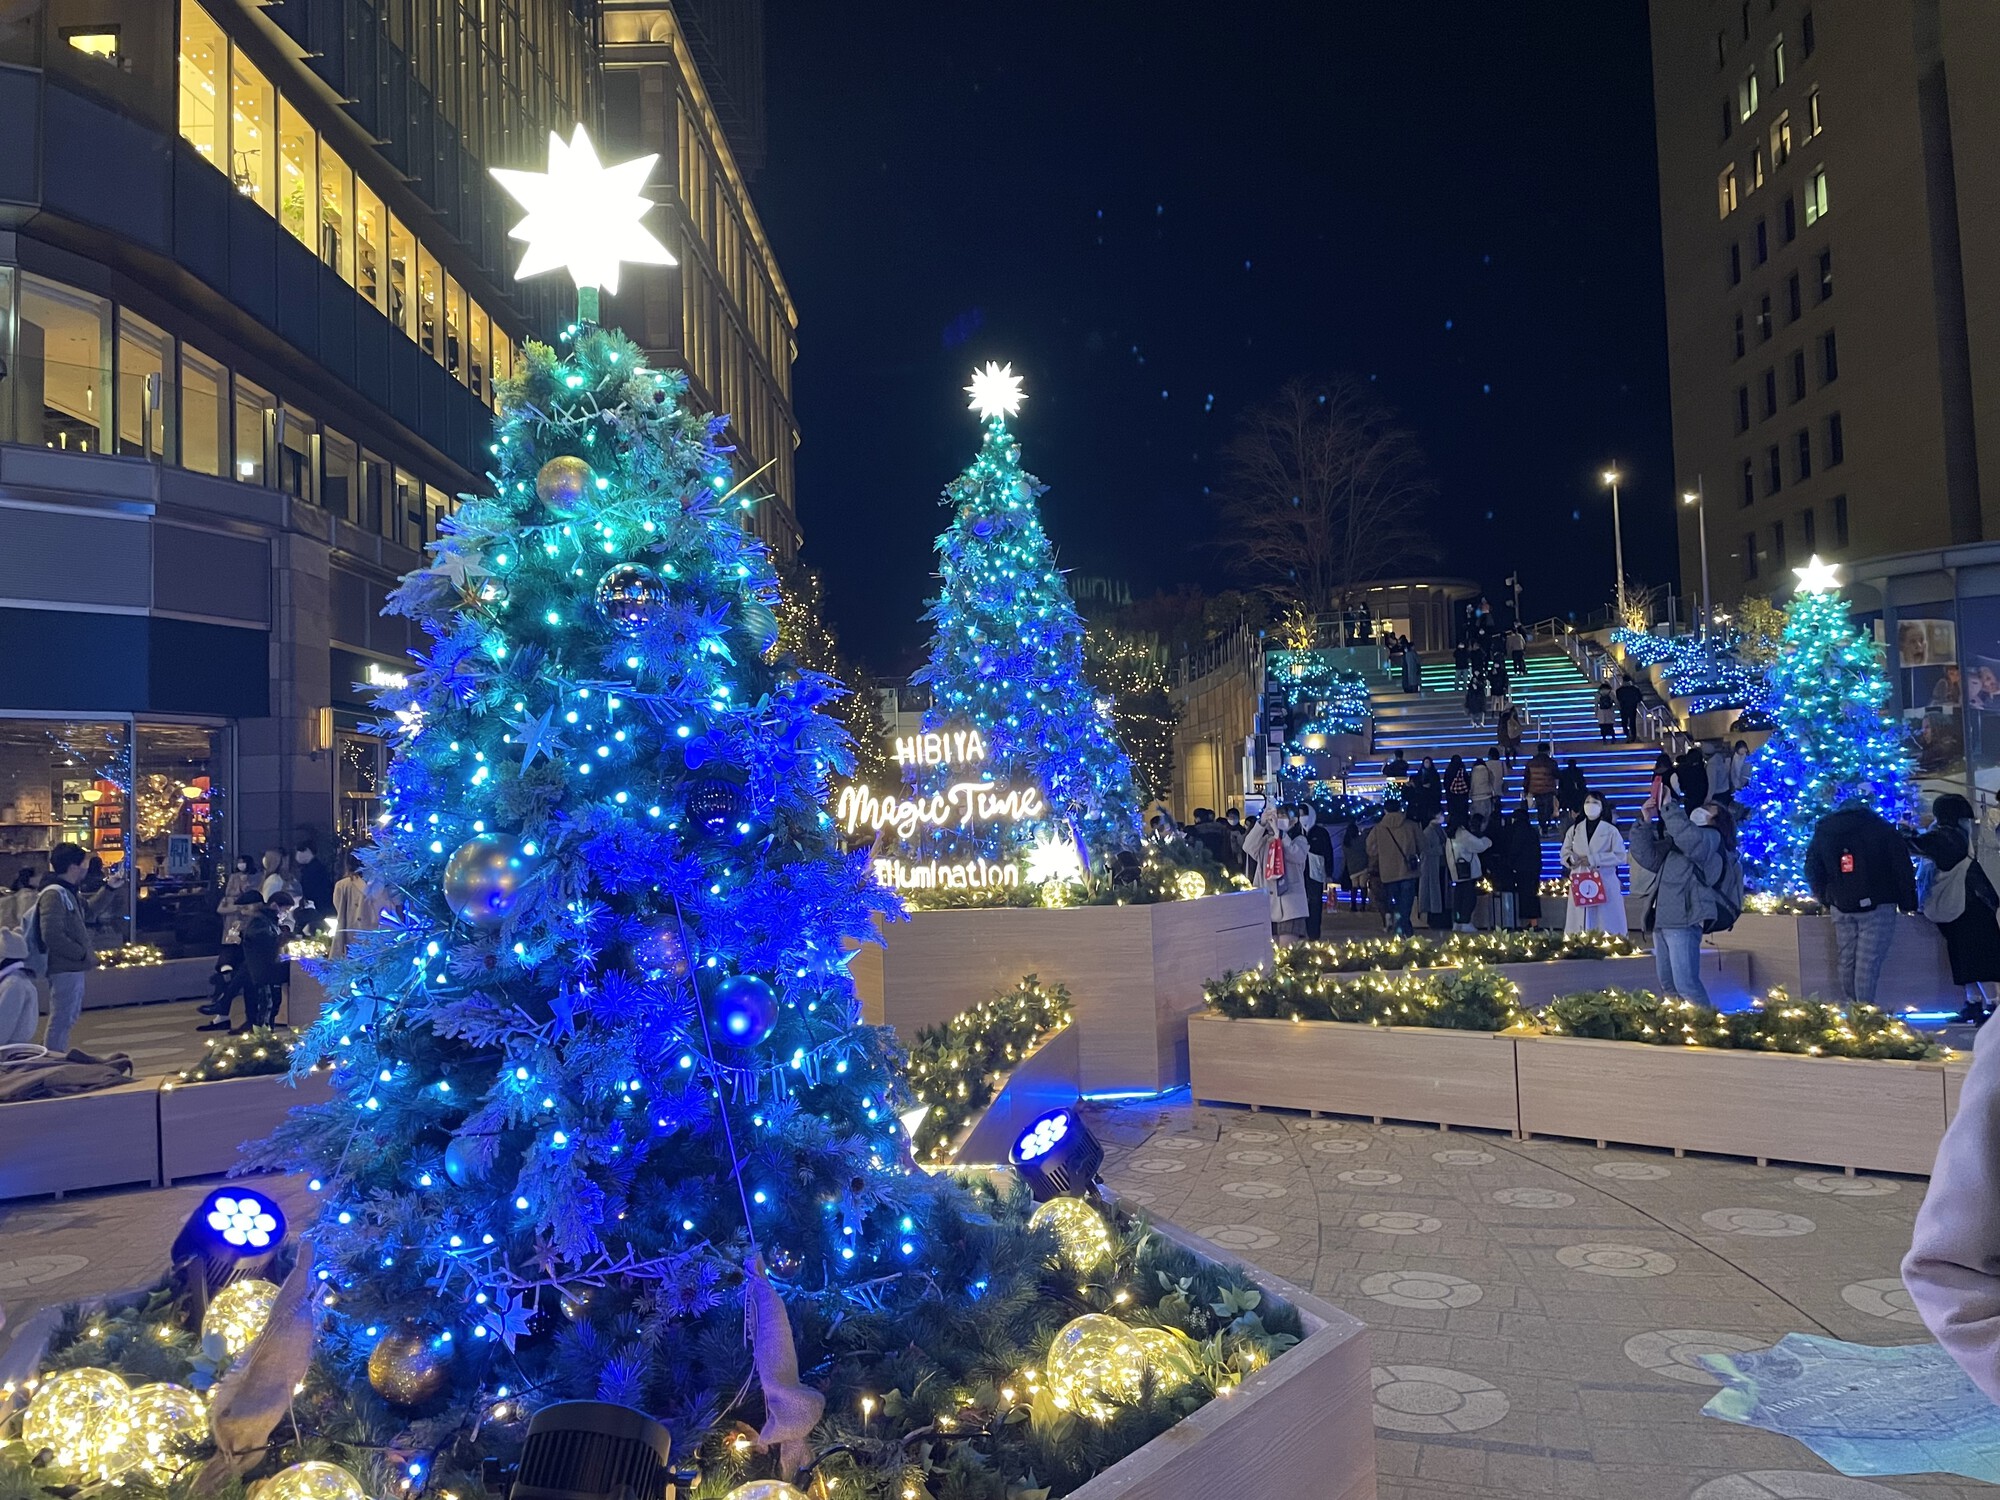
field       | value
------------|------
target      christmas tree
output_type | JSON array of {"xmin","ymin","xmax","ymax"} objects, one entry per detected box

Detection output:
[
  {"xmin": 913, "ymin": 365, "xmax": 1142, "ymax": 866},
  {"xmin": 1739, "ymin": 556, "xmax": 1916, "ymax": 895}
]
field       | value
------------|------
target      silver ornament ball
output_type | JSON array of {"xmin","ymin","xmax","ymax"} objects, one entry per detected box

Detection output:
[
  {"xmin": 594, "ymin": 563, "xmax": 668, "ymax": 634},
  {"xmin": 442, "ymin": 835, "xmax": 538, "ymax": 927}
]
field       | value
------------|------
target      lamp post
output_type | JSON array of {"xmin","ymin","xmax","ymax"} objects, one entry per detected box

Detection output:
[
  {"xmin": 1683, "ymin": 478, "xmax": 1712, "ymax": 638},
  {"xmin": 1601, "ymin": 466, "xmax": 1627, "ymax": 624}
]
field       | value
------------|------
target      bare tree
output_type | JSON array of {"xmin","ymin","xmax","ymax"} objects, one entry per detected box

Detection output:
[{"xmin": 1219, "ymin": 375, "xmax": 1438, "ymax": 615}]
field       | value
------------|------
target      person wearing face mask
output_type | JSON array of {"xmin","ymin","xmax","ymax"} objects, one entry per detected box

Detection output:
[
  {"xmin": 1630, "ymin": 797, "xmax": 1740, "ymax": 1005},
  {"xmin": 1242, "ymin": 803, "xmax": 1311, "ymax": 944},
  {"xmin": 1561, "ymin": 794, "xmax": 1629, "ymax": 935},
  {"xmin": 1300, "ymin": 804, "xmax": 1338, "ymax": 941}
]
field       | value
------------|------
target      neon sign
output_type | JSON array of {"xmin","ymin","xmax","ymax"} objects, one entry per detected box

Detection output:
[
  {"xmin": 871, "ymin": 857, "xmax": 1020, "ymax": 891},
  {"xmin": 834, "ymin": 780, "xmax": 1046, "ymax": 839}
]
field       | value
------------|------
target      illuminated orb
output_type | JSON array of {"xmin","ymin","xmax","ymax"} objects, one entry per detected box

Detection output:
[
  {"xmin": 1129, "ymin": 1325, "xmax": 1201, "ymax": 1394},
  {"xmin": 442, "ymin": 835, "xmax": 539, "ymax": 927},
  {"xmin": 202, "ymin": 1278, "xmax": 281, "ymax": 1358},
  {"xmin": 21, "ymin": 1367, "xmax": 129, "ymax": 1473},
  {"xmin": 116, "ymin": 1383, "xmax": 207, "ymax": 1483},
  {"xmin": 1028, "ymin": 1196, "xmax": 1114, "ymax": 1275},
  {"xmin": 1173, "ymin": 869, "xmax": 1207, "ymax": 901},
  {"xmin": 722, "ymin": 1485, "xmax": 809, "ymax": 1500},
  {"xmin": 1044, "ymin": 1313, "xmax": 1145, "ymax": 1420},
  {"xmin": 258, "ymin": 1460, "xmax": 369, "ymax": 1500},
  {"xmin": 531, "ymin": 455, "xmax": 596, "ymax": 512}
]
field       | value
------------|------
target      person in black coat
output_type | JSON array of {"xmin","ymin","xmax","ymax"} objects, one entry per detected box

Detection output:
[
  {"xmin": 1615, "ymin": 676, "xmax": 1645, "ymax": 739},
  {"xmin": 1409, "ymin": 758, "xmax": 1442, "ymax": 824},
  {"xmin": 1556, "ymin": 760, "xmax": 1589, "ymax": 823},
  {"xmin": 293, "ymin": 838, "xmax": 335, "ymax": 927},
  {"xmin": 238, "ymin": 892, "xmax": 289, "ymax": 1031},
  {"xmin": 1443, "ymin": 755, "xmax": 1472, "ymax": 825},
  {"xmin": 1502, "ymin": 801, "xmax": 1546, "ymax": 927},
  {"xmin": 1674, "ymin": 746, "xmax": 1710, "ymax": 809},
  {"xmin": 1910, "ymin": 793, "xmax": 2000, "ymax": 1021}
]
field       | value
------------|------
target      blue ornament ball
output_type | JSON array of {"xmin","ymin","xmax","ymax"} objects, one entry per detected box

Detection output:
[
  {"xmin": 442, "ymin": 835, "xmax": 538, "ymax": 926},
  {"xmin": 711, "ymin": 973, "xmax": 779, "ymax": 1047},
  {"xmin": 684, "ymin": 776, "xmax": 744, "ymax": 833},
  {"xmin": 442, "ymin": 1136, "xmax": 484, "ymax": 1188},
  {"xmin": 634, "ymin": 923, "xmax": 689, "ymax": 979}
]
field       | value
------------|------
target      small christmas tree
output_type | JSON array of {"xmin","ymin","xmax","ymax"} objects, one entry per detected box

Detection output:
[
  {"xmin": 913, "ymin": 365, "xmax": 1142, "ymax": 865},
  {"xmin": 1739, "ymin": 555, "xmax": 1916, "ymax": 895}
]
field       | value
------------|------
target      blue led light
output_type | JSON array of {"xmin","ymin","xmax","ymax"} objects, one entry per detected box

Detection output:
[{"xmin": 1012, "ymin": 1108, "xmax": 1071, "ymax": 1164}]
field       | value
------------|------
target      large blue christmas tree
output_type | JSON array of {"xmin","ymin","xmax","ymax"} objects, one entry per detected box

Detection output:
[
  {"xmin": 1739, "ymin": 556, "xmax": 1916, "ymax": 895},
  {"xmin": 912, "ymin": 365, "xmax": 1142, "ymax": 867}
]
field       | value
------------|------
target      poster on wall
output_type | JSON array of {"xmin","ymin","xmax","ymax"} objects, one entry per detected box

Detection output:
[
  {"xmin": 166, "ymin": 834, "xmax": 195, "ymax": 877},
  {"xmin": 1896, "ymin": 617, "xmax": 1965, "ymax": 779}
]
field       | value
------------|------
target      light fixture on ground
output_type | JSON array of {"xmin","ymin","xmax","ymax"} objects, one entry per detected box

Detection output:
[
  {"xmin": 1010, "ymin": 1106, "xmax": 1105, "ymax": 1202},
  {"xmin": 512, "ymin": 1401, "xmax": 675, "ymax": 1500},
  {"xmin": 170, "ymin": 1186, "xmax": 286, "ymax": 1292}
]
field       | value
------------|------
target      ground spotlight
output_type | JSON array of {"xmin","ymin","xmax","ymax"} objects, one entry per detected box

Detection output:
[
  {"xmin": 511, "ymin": 1401, "xmax": 674, "ymax": 1500},
  {"xmin": 1009, "ymin": 1107, "xmax": 1104, "ymax": 1202},
  {"xmin": 171, "ymin": 1187, "xmax": 286, "ymax": 1291}
]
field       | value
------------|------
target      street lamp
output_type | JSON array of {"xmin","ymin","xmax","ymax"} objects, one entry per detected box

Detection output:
[
  {"xmin": 1683, "ymin": 479, "xmax": 1712, "ymax": 638},
  {"xmin": 1601, "ymin": 467, "xmax": 1627, "ymax": 623}
]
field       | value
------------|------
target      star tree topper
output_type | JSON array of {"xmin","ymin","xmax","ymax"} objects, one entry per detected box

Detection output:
[
  {"xmin": 1793, "ymin": 553, "xmax": 1841, "ymax": 593},
  {"xmin": 492, "ymin": 123, "xmax": 675, "ymax": 321},
  {"xmin": 965, "ymin": 362, "xmax": 1026, "ymax": 423}
]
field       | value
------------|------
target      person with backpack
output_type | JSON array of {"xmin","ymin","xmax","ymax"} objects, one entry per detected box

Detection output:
[
  {"xmin": 1805, "ymin": 798, "xmax": 1920, "ymax": 1005},
  {"xmin": 28, "ymin": 842, "xmax": 93, "ymax": 1052},
  {"xmin": 1615, "ymin": 675, "xmax": 1645, "ymax": 740},
  {"xmin": 1910, "ymin": 793, "xmax": 2000, "ymax": 1023},
  {"xmin": 1469, "ymin": 749, "xmax": 1503, "ymax": 824},
  {"xmin": 1447, "ymin": 817, "xmax": 1493, "ymax": 933},
  {"xmin": 1443, "ymin": 755, "xmax": 1472, "ymax": 825},
  {"xmin": 1524, "ymin": 743, "xmax": 1560, "ymax": 831},
  {"xmin": 1630, "ymin": 797, "xmax": 1740, "ymax": 1006},
  {"xmin": 1560, "ymin": 794, "xmax": 1629, "ymax": 935}
]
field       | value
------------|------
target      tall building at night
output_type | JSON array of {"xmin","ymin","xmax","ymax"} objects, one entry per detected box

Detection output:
[
  {"xmin": 0, "ymin": 0, "xmax": 796, "ymax": 964},
  {"xmin": 1648, "ymin": 1, "xmax": 2000, "ymax": 604}
]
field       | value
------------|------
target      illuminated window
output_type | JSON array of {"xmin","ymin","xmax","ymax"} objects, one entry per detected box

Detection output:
[
  {"xmin": 63, "ymin": 27, "xmax": 120, "ymax": 63},
  {"xmin": 389, "ymin": 216, "xmax": 416, "ymax": 339},
  {"xmin": 1804, "ymin": 165, "xmax": 1828, "ymax": 224},
  {"xmin": 230, "ymin": 48, "xmax": 274, "ymax": 211},
  {"xmin": 1808, "ymin": 88, "xmax": 1822, "ymax": 137},
  {"xmin": 468, "ymin": 303, "xmax": 489, "ymax": 400},
  {"xmin": 232, "ymin": 373, "xmax": 271, "ymax": 483},
  {"xmin": 177, "ymin": 4, "xmax": 226, "ymax": 164},
  {"xmin": 20, "ymin": 275, "xmax": 111, "ymax": 455},
  {"xmin": 1751, "ymin": 146, "xmax": 1765, "ymax": 193},
  {"xmin": 355, "ymin": 180, "xmax": 385, "ymax": 310},
  {"xmin": 443, "ymin": 273, "xmax": 465, "ymax": 382},
  {"xmin": 1771, "ymin": 34, "xmax": 1786, "ymax": 85},
  {"xmin": 1770, "ymin": 110, "xmax": 1791, "ymax": 167},
  {"xmin": 319, "ymin": 138, "xmax": 352, "ymax": 281},
  {"xmin": 117, "ymin": 309, "xmax": 170, "ymax": 460},
  {"xmin": 1717, "ymin": 163, "xmax": 1739, "ymax": 218},
  {"xmin": 417, "ymin": 245, "xmax": 441, "ymax": 364},
  {"xmin": 179, "ymin": 345, "xmax": 228, "ymax": 477},
  {"xmin": 1738, "ymin": 66, "xmax": 1759, "ymax": 122},
  {"xmin": 277, "ymin": 97, "xmax": 314, "ymax": 244}
]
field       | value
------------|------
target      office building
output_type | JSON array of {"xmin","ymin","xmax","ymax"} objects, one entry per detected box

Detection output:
[{"xmin": 1648, "ymin": 0, "xmax": 2000, "ymax": 603}]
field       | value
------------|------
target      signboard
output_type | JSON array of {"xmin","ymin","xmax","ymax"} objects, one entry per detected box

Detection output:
[{"xmin": 836, "ymin": 723, "xmax": 1053, "ymax": 891}]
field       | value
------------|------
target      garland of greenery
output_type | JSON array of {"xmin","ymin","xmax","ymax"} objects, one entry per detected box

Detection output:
[
  {"xmin": 906, "ymin": 978, "xmax": 1073, "ymax": 1163},
  {"xmin": 1205, "ymin": 967, "xmax": 1523, "ymax": 1032},
  {"xmin": 1284, "ymin": 929, "xmax": 1641, "ymax": 975},
  {"xmin": 172, "ymin": 1027, "xmax": 297, "ymax": 1084}
]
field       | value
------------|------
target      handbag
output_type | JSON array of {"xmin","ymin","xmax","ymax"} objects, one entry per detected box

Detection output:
[
  {"xmin": 1921, "ymin": 856, "xmax": 1969, "ymax": 924},
  {"xmin": 1307, "ymin": 852, "xmax": 1327, "ymax": 884},
  {"xmin": 1570, "ymin": 868, "xmax": 1608, "ymax": 908}
]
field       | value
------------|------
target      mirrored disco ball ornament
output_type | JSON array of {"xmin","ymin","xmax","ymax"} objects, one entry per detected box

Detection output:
[
  {"xmin": 257, "ymin": 1461, "xmax": 369, "ymax": 1500},
  {"xmin": 534, "ymin": 455, "xmax": 596, "ymax": 514},
  {"xmin": 21, "ymin": 1368, "xmax": 129, "ymax": 1473},
  {"xmin": 710, "ymin": 973, "xmax": 778, "ymax": 1047},
  {"xmin": 594, "ymin": 563, "xmax": 667, "ymax": 634},
  {"xmin": 202, "ymin": 1278, "xmax": 281, "ymax": 1357},
  {"xmin": 1043, "ymin": 1314, "xmax": 1145, "ymax": 1421},
  {"xmin": 1027, "ymin": 1196, "xmax": 1113, "ymax": 1274},
  {"xmin": 738, "ymin": 598, "xmax": 780, "ymax": 655},
  {"xmin": 683, "ymin": 777, "xmax": 743, "ymax": 833},
  {"xmin": 443, "ymin": 835, "xmax": 538, "ymax": 926},
  {"xmin": 367, "ymin": 1321, "xmax": 452, "ymax": 1407}
]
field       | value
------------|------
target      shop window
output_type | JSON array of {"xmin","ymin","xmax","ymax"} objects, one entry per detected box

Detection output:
[
  {"xmin": 320, "ymin": 426, "xmax": 358, "ymax": 521},
  {"xmin": 177, "ymin": 2, "xmax": 226, "ymax": 166},
  {"xmin": 0, "ymin": 720, "xmax": 133, "ymax": 949},
  {"xmin": 319, "ymin": 137, "xmax": 353, "ymax": 282},
  {"xmin": 230, "ymin": 47, "xmax": 274, "ymax": 211},
  {"xmin": 356, "ymin": 181, "xmax": 386, "ymax": 311},
  {"xmin": 469, "ymin": 303, "xmax": 490, "ymax": 400},
  {"xmin": 232, "ymin": 373, "xmax": 271, "ymax": 482},
  {"xmin": 116, "ymin": 308, "xmax": 170, "ymax": 460},
  {"xmin": 388, "ymin": 215, "xmax": 416, "ymax": 339},
  {"xmin": 19, "ymin": 274, "xmax": 111, "ymax": 454},
  {"xmin": 276, "ymin": 96, "xmax": 314, "ymax": 244},
  {"xmin": 179, "ymin": 344, "xmax": 228, "ymax": 476},
  {"xmin": 134, "ymin": 722, "xmax": 231, "ymax": 954}
]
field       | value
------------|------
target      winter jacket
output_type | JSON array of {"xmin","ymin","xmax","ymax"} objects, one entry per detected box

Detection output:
[
  {"xmin": 240, "ymin": 908, "xmax": 286, "ymax": 988},
  {"xmin": 1804, "ymin": 803, "xmax": 1918, "ymax": 914},
  {"xmin": 1524, "ymin": 756, "xmax": 1559, "ymax": 798},
  {"xmin": 33, "ymin": 879, "xmax": 92, "ymax": 976},
  {"xmin": 1556, "ymin": 765, "xmax": 1588, "ymax": 814},
  {"xmin": 1630, "ymin": 802, "xmax": 1724, "ymax": 930},
  {"xmin": 0, "ymin": 941, "xmax": 35, "ymax": 1046},
  {"xmin": 295, "ymin": 855, "xmax": 335, "ymax": 919},
  {"xmin": 1905, "ymin": 1019, "xmax": 2000, "ymax": 1403},
  {"xmin": 1469, "ymin": 760, "xmax": 1500, "ymax": 806},
  {"xmin": 1416, "ymin": 821, "xmax": 1447, "ymax": 916},
  {"xmin": 1447, "ymin": 827, "xmax": 1491, "ymax": 882},
  {"xmin": 1242, "ymin": 819, "xmax": 1310, "ymax": 924},
  {"xmin": 1367, "ymin": 811, "xmax": 1423, "ymax": 884},
  {"xmin": 1303, "ymin": 821, "xmax": 1339, "ymax": 886}
]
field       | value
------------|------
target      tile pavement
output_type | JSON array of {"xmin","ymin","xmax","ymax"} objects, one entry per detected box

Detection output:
[{"xmin": 1090, "ymin": 1096, "xmax": 1993, "ymax": 1500}]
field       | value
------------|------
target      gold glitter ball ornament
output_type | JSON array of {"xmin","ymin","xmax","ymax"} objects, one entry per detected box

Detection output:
[
  {"xmin": 1043, "ymin": 1313, "xmax": 1146, "ymax": 1421},
  {"xmin": 201, "ymin": 1278, "xmax": 281, "ymax": 1358},
  {"xmin": 366, "ymin": 1321, "xmax": 453, "ymax": 1407},
  {"xmin": 1027, "ymin": 1195, "xmax": 1114, "ymax": 1274},
  {"xmin": 534, "ymin": 455, "xmax": 596, "ymax": 512},
  {"xmin": 256, "ymin": 1460, "xmax": 369, "ymax": 1500}
]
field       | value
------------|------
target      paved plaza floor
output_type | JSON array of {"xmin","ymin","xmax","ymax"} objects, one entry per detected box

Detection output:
[{"xmin": 1092, "ymin": 1096, "xmax": 1993, "ymax": 1500}]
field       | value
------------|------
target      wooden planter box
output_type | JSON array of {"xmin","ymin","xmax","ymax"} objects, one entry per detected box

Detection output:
[
  {"xmin": 82, "ymin": 957, "xmax": 213, "ymax": 1009},
  {"xmin": 1073, "ymin": 1215, "xmax": 1375, "ymax": 1500},
  {"xmin": 854, "ymin": 891, "xmax": 1271, "ymax": 1095},
  {"xmin": 1515, "ymin": 1033, "xmax": 1948, "ymax": 1173},
  {"xmin": 1397, "ymin": 950, "xmax": 1752, "ymax": 1008},
  {"xmin": 1709, "ymin": 911, "xmax": 1957, "ymax": 1010},
  {"xmin": 158, "ymin": 1069, "xmax": 336, "ymax": 1184},
  {"xmin": 1188, "ymin": 1012, "xmax": 1519, "ymax": 1132},
  {"xmin": 0, "ymin": 1080, "xmax": 160, "ymax": 1200},
  {"xmin": 952, "ymin": 1024, "xmax": 1081, "ymax": 1166}
]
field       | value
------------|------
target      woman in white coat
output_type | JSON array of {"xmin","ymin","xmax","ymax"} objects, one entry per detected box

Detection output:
[
  {"xmin": 1242, "ymin": 804, "xmax": 1311, "ymax": 945},
  {"xmin": 1561, "ymin": 796, "xmax": 1629, "ymax": 935}
]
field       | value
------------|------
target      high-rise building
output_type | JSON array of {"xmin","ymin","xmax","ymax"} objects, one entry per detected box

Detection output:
[
  {"xmin": 1648, "ymin": 1, "xmax": 2000, "ymax": 604},
  {"xmin": 0, "ymin": 0, "xmax": 796, "ymax": 973}
]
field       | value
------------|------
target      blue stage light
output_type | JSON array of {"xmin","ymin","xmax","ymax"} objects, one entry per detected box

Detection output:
[{"xmin": 1009, "ymin": 1107, "xmax": 1104, "ymax": 1202}]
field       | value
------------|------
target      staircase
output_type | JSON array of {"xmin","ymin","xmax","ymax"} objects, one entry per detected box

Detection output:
[{"xmin": 1347, "ymin": 651, "xmax": 1664, "ymax": 878}]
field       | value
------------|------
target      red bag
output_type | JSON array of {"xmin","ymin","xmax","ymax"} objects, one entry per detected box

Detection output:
[
  {"xmin": 1570, "ymin": 868, "xmax": 1608, "ymax": 908},
  {"xmin": 1262, "ymin": 836, "xmax": 1287, "ymax": 885}
]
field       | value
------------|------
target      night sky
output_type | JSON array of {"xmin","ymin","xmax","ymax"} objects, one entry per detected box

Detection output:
[{"xmin": 755, "ymin": 1, "xmax": 1679, "ymax": 673}]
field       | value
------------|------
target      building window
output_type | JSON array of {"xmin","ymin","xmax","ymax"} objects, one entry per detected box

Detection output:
[
  {"xmin": 1735, "ymin": 312, "xmax": 1747, "ymax": 359},
  {"xmin": 417, "ymin": 245, "xmax": 441, "ymax": 364},
  {"xmin": 318, "ymin": 137, "xmax": 352, "ymax": 283},
  {"xmin": 1741, "ymin": 458, "xmax": 1756, "ymax": 507},
  {"xmin": 1791, "ymin": 349, "xmax": 1807, "ymax": 402},
  {"xmin": 355, "ymin": 181, "xmax": 385, "ymax": 312},
  {"xmin": 1802, "ymin": 506, "xmax": 1817, "ymax": 551},
  {"xmin": 179, "ymin": 344, "xmax": 227, "ymax": 477},
  {"xmin": 276, "ymin": 97, "xmax": 313, "ymax": 246},
  {"xmin": 1762, "ymin": 367, "xmax": 1778, "ymax": 418},
  {"xmin": 1739, "ymin": 67, "xmax": 1760, "ymax": 122},
  {"xmin": 1808, "ymin": 88, "xmax": 1823, "ymax": 136},
  {"xmin": 1722, "ymin": 97, "xmax": 1734, "ymax": 143},
  {"xmin": 1717, "ymin": 30, "xmax": 1728, "ymax": 68},
  {"xmin": 1782, "ymin": 193, "xmax": 1796, "ymax": 242},
  {"xmin": 1741, "ymin": 1, "xmax": 1751, "ymax": 41},
  {"xmin": 1832, "ymin": 492, "xmax": 1847, "ymax": 546},
  {"xmin": 388, "ymin": 216, "xmax": 415, "ymax": 339},
  {"xmin": 1772, "ymin": 34, "xmax": 1786, "ymax": 85},
  {"xmin": 232, "ymin": 373, "xmax": 270, "ymax": 482},
  {"xmin": 115, "ymin": 309, "xmax": 169, "ymax": 461},
  {"xmin": 1803, "ymin": 8, "xmax": 1816, "ymax": 56},
  {"xmin": 1818, "ymin": 246, "xmax": 1833, "ymax": 300},
  {"xmin": 1796, "ymin": 428, "xmax": 1813, "ymax": 481},
  {"xmin": 442, "ymin": 273, "xmax": 465, "ymax": 382},
  {"xmin": 229, "ymin": 47, "xmax": 274, "ymax": 211},
  {"xmin": 320, "ymin": 427, "xmax": 358, "ymax": 521},
  {"xmin": 1743, "ymin": 530, "xmax": 1760, "ymax": 578},
  {"xmin": 1758, "ymin": 293, "xmax": 1773, "ymax": 341},
  {"xmin": 1770, "ymin": 110, "xmax": 1791, "ymax": 167},
  {"xmin": 1752, "ymin": 146, "xmax": 1766, "ymax": 193},
  {"xmin": 1754, "ymin": 218, "xmax": 1768, "ymax": 263},
  {"xmin": 1771, "ymin": 518, "xmax": 1786, "ymax": 567},
  {"xmin": 1821, "ymin": 328, "xmax": 1838, "ymax": 383},
  {"xmin": 1827, "ymin": 411, "xmax": 1845, "ymax": 466},
  {"xmin": 1766, "ymin": 445, "xmax": 1783, "ymax": 495},
  {"xmin": 1718, "ymin": 163, "xmax": 1740, "ymax": 218},
  {"xmin": 1804, "ymin": 165, "xmax": 1829, "ymax": 223},
  {"xmin": 1787, "ymin": 272, "xmax": 1801, "ymax": 322},
  {"xmin": 19, "ymin": 275, "xmax": 112, "ymax": 454},
  {"xmin": 177, "ymin": 2, "xmax": 226, "ymax": 166},
  {"xmin": 1736, "ymin": 385, "xmax": 1751, "ymax": 433},
  {"xmin": 1729, "ymin": 242, "xmax": 1742, "ymax": 286}
]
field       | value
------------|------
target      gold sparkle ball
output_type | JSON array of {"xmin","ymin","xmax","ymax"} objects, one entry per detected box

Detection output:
[
  {"xmin": 1128, "ymin": 1325, "xmax": 1201, "ymax": 1394},
  {"xmin": 1028, "ymin": 1196, "xmax": 1114, "ymax": 1275},
  {"xmin": 202, "ymin": 1278, "xmax": 281, "ymax": 1358},
  {"xmin": 114, "ymin": 1383, "xmax": 207, "ymax": 1484},
  {"xmin": 534, "ymin": 455, "xmax": 596, "ymax": 511},
  {"xmin": 1173, "ymin": 869, "xmax": 1208, "ymax": 901},
  {"xmin": 366, "ymin": 1321, "xmax": 453, "ymax": 1407},
  {"xmin": 21, "ymin": 1367, "xmax": 130, "ymax": 1475},
  {"xmin": 1043, "ymin": 1313, "xmax": 1146, "ymax": 1421},
  {"xmin": 257, "ymin": 1460, "xmax": 369, "ymax": 1500},
  {"xmin": 724, "ymin": 1484, "xmax": 810, "ymax": 1500}
]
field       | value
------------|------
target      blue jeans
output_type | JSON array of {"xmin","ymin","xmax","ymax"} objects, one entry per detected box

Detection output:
[
  {"xmin": 1832, "ymin": 905, "xmax": 1899, "ymax": 1005},
  {"xmin": 1384, "ymin": 877, "xmax": 1417, "ymax": 936},
  {"xmin": 1653, "ymin": 925, "xmax": 1709, "ymax": 1006}
]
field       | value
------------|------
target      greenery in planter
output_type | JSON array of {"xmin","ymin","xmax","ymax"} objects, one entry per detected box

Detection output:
[
  {"xmin": 1722, "ymin": 990, "xmax": 1930, "ymax": 1059},
  {"xmin": 172, "ymin": 1028, "xmax": 297, "ymax": 1084},
  {"xmin": 906, "ymin": 978, "xmax": 1073, "ymax": 1163},
  {"xmin": 1289, "ymin": 928, "xmax": 1640, "ymax": 974},
  {"xmin": 1206, "ymin": 964, "xmax": 1523, "ymax": 1031},
  {"xmin": 1540, "ymin": 989, "xmax": 1730, "ymax": 1046}
]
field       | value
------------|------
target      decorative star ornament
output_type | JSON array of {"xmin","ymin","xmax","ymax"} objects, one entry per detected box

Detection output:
[
  {"xmin": 491, "ymin": 124, "xmax": 675, "ymax": 294},
  {"xmin": 965, "ymin": 362, "xmax": 1026, "ymax": 422},
  {"xmin": 1023, "ymin": 830, "xmax": 1084, "ymax": 885},
  {"xmin": 1793, "ymin": 554, "xmax": 1841, "ymax": 593},
  {"xmin": 504, "ymin": 707, "xmax": 565, "ymax": 769}
]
